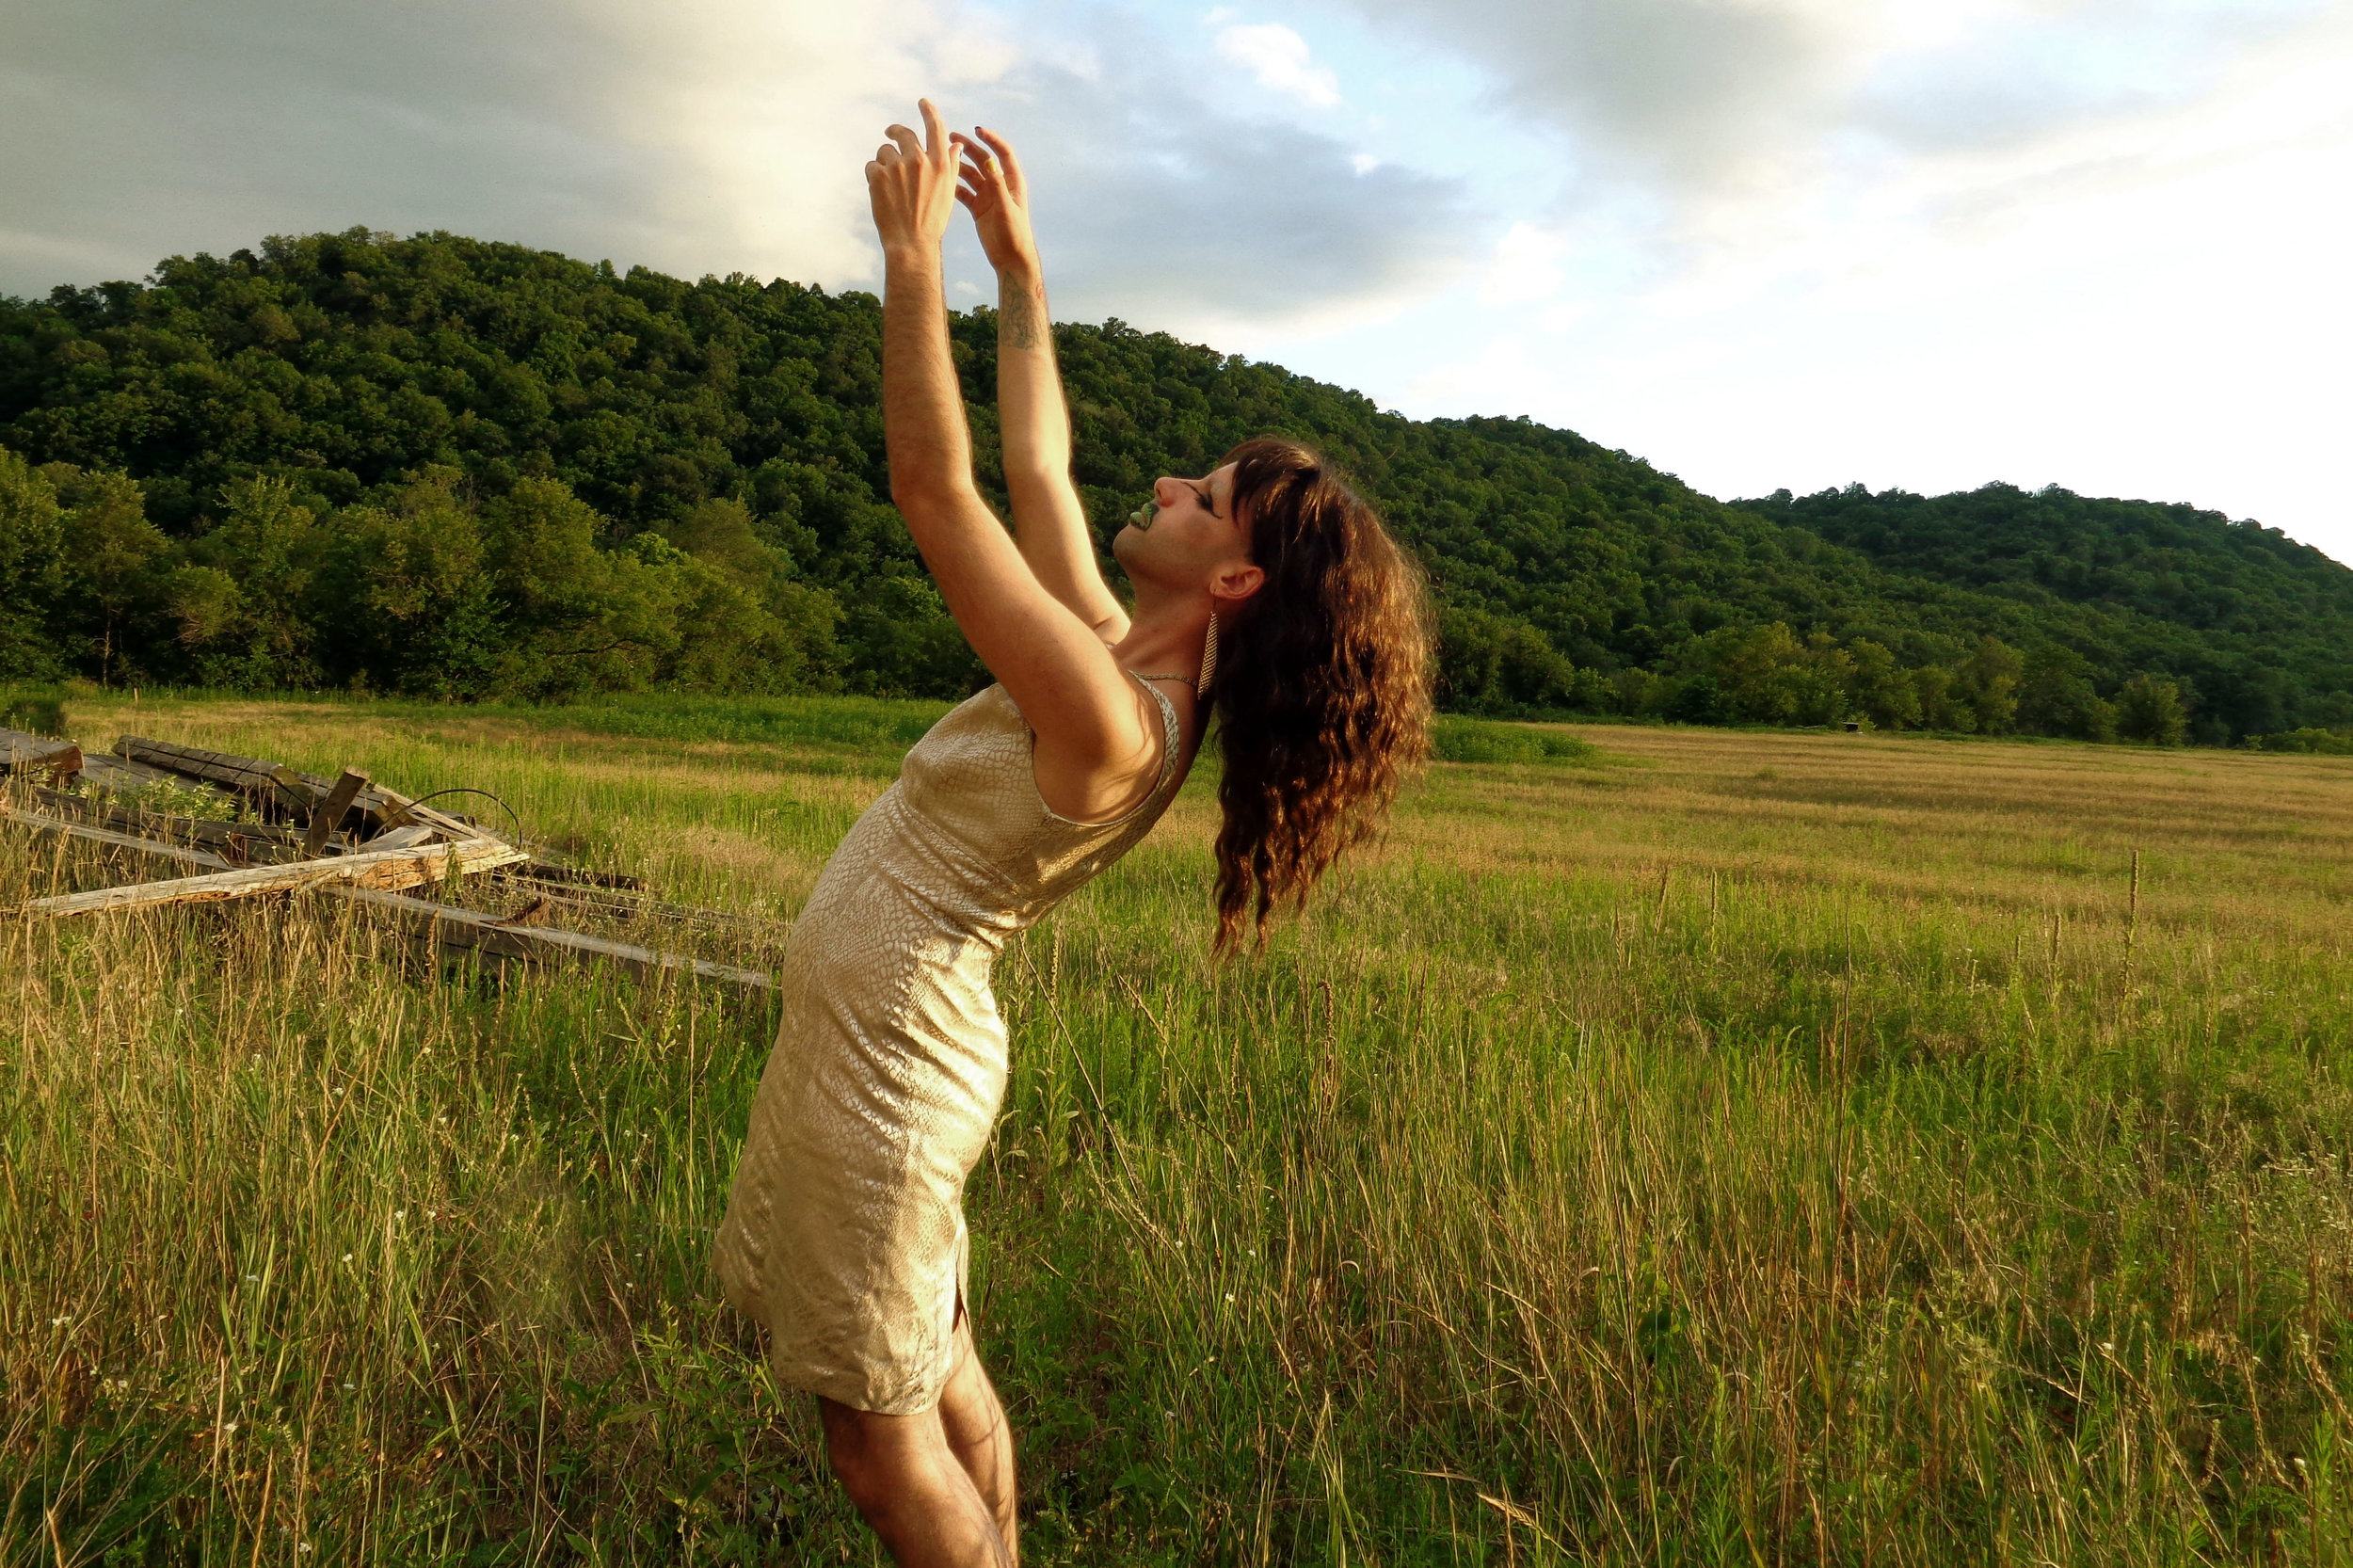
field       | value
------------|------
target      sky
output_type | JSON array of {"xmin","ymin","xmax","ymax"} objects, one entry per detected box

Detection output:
[{"xmin": 4, "ymin": 0, "xmax": 2349, "ymax": 562}]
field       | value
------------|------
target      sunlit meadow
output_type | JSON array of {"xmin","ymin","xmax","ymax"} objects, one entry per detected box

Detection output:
[{"xmin": 7, "ymin": 691, "xmax": 2352, "ymax": 1564}]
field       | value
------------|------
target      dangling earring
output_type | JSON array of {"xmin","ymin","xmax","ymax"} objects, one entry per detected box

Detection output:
[{"xmin": 1196, "ymin": 610, "xmax": 1220, "ymax": 699}]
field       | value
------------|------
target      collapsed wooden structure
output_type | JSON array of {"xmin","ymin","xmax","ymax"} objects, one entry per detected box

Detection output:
[{"xmin": 0, "ymin": 727, "xmax": 775, "ymax": 994}]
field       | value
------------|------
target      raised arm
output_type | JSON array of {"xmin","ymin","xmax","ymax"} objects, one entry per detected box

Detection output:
[
  {"xmin": 867, "ymin": 104, "xmax": 1159, "ymax": 805},
  {"xmin": 952, "ymin": 126, "xmax": 1129, "ymax": 642}
]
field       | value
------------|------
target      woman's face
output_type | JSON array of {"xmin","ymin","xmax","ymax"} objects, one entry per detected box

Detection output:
[{"xmin": 1113, "ymin": 462, "xmax": 1249, "ymax": 590}]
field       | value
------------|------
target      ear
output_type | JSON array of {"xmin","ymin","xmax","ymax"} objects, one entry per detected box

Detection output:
[{"xmin": 1209, "ymin": 561, "xmax": 1264, "ymax": 605}]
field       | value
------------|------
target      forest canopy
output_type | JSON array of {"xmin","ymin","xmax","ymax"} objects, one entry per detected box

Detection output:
[{"xmin": 4, "ymin": 228, "xmax": 2348, "ymax": 745}]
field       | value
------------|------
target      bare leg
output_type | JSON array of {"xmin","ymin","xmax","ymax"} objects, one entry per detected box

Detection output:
[
  {"xmin": 821, "ymin": 1394, "xmax": 1010, "ymax": 1568},
  {"xmin": 937, "ymin": 1304, "xmax": 1018, "ymax": 1559}
]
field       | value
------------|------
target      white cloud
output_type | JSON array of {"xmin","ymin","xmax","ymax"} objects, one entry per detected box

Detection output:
[
  {"xmin": 1261, "ymin": 0, "xmax": 2353, "ymax": 556},
  {"xmin": 1213, "ymin": 23, "xmax": 1342, "ymax": 108},
  {"xmin": 9, "ymin": 0, "xmax": 2345, "ymax": 556},
  {"xmin": 0, "ymin": 0, "xmax": 1475, "ymax": 334},
  {"xmin": 0, "ymin": 0, "xmax": 997, "ymax": 293},
  {"xmin": 973, "ymin": 14, "xmax": 1477, "ymax": 336},
  {"xmin": 1477, "ymin": 221, "xmax": 1567, "ymax": 304}
]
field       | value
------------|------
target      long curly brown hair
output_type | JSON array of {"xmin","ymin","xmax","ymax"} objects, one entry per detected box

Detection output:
[{"xmin": 1207, "ymin": 438, "xmax": 1433, "ymax": 953}]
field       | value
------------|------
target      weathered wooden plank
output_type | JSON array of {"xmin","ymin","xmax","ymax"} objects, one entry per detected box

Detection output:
[
  {"xmin": 2, "ymin": 805, "xmax": 771, "ymax": 992},
  {"xmin": 0, "ymin": 802, "xmax": 233, "ymax": 872},
  {"xmin": 334, "ymin": 886, "xmax": 776, "ymax": 991},
  {"xmin": 14, "ymin": 837, "xmax": 529, "ymax": 919},
  {"xmin": 115, "ymin": 737, "xmax": 317, "ymax": 816},
  {"xmin": 368, "ymin": 782, "xmax": 497, "ymax": 840},
  {"xmin": 304, "ymin": 769, "xmax": 370, "ymax": 856},
  {"xmin": 26, "ymin": 786, "xmax": 305, "ymax": 860},
  {"xmin": 75, "ymin": 751, "xmax": 218, "ymax": 794},
  {"xmin": 269, "ymin": 765, "xmax": 321, "ymax": 816},
  {"xmin": 114, "ymin": 736, "xmax": 275, "ymax": 789},
  {"xmin": 106, "ymin": 738, "xmax": 515, "ymax": 844},
  {"xmin": 0, "ymin": 729, "xmax": 80, "ymax": 778}
]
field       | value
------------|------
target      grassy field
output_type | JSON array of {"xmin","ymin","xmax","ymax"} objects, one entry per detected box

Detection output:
[{"xmin": 6, "ymin": 693, "xmax": 2352, "ymax": 1565}]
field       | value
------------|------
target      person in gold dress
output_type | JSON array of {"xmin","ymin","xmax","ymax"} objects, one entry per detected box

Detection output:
[{"xmin": 716, "ymin": 101, "xmax": 1433, "ymax": 1568}]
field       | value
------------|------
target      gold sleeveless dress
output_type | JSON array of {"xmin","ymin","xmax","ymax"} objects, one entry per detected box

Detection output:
[{"xmin": 716, "ymin": 673, "xmax": 1186, "ymax": 1414}]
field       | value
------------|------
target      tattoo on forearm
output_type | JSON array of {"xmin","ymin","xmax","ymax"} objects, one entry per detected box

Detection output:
[{"xmin": 1002, "ymin": 288, "xmax": 1046, "ymax": 353}]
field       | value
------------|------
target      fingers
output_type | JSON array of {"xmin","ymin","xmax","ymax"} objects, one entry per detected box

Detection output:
[
  {"xmin": 919, "ymin": 97, "xmax": 949, "ymax": 165},
  {"xmin": 974, "ymin": 126, "xmax": 1026, "ymax": 199},
  {"xmin": 884, "ymin": 122, "xmax": 921, "ymax": 161},
  {"xmin": 952, "ymin": 137, "xmax": 1000, "ymax": 188}
]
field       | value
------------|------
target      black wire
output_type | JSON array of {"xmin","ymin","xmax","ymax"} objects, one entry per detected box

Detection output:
[{"xmin": 404, "ymin": 787, "xmax": 526, "ymax": 842}]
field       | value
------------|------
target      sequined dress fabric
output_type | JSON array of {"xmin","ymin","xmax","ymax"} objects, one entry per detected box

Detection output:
[{"xmin": 716, "ymin": 675, "xmax": 1184, "ymax": 1414}]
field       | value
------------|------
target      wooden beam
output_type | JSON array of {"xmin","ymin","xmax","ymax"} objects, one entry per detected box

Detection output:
[
  {"xmin": 115, "ymin": 736, "xmax": 284, "ymax": 795},
  {"xmin": 368, "ymin": 782, "xmax": 497, "ymax": 841},
  {"xmin": 268, "ymin": 765, "xmax": 320, "ymax": 817},
  {"xmin": 1, "ymin": 729, "xmax": 81, "ymax": 779},
  {"xmin": 334, "ymin": 886, "xmax": 775, "ymax": 991},
  {"xmin": 75, "ymin": 751, "xmax": 226, "ymax": 797},
  {"xmin": 0, "ymin": 801, "xmax": 232, "ymax": 872},
  {"xmin": 13, "ymin": 837, "xmax": 528, "ymax": 919},
  {"xmin": 109, "ymin": 738, "xmax": 517, "ymax": 845},
  {"xmin": 115, "ymin": 736, "xmax": 320, "ymax": 818},
  {"xmin": 26, "ymin": 786, "xmax": 307, "ymax": 864},
  {"xmin": 2, "ymin": 805, "xmax": 771, "ymax": 992},
  {"xmin": 304, "ymin": 769, "xmax": 370, "ymax": 856}
]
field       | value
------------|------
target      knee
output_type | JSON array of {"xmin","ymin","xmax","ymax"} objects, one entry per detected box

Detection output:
[{"xmin": 821, "ymin": 1404, "xmax": 902, "ymax": 1518}]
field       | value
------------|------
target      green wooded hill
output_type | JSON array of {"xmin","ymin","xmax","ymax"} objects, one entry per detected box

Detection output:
[{"xmin": 3, "ymin": 228, "xmax": 2347, "ymax": 745}]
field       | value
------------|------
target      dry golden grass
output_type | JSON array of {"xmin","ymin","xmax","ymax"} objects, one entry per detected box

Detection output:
[{"xmin": 7, "ymin": 696, "xmax": 2352, "ymax": 1565}]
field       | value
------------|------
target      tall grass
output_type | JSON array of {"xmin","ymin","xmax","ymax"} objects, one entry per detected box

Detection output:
[{"xmin": 6, "ymin": 698, "xmax": 2351, "ymax": 1563}]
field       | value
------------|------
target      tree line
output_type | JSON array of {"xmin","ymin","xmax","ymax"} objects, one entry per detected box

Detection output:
[{"xmin": 4, "ymin": 228, "xmax": 2347, "ymax": 746}]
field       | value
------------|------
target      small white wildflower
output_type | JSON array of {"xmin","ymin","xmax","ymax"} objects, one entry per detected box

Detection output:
[
  {"xmin": 393, "ymin": 1210, "xmax": 407, "ymax": 1220},
  {"xmin": 2099, "ymin": 1341, "xmax": 2115, "ymax": 1352},
  {"xmin": 50, "ymin": 1316, "xmax": 70, "ymax": 1326},
  {"xmin": 342, "ymin": 1382, "xmax": 355, "ymax": 1391},
  {"xmin": 1164, "ymin": 1410, "xmax": 1176, "ymax": 1419},
  {"xmin": 342, "ymin": 1253, "xmax": 353, "ymax": 1263},
  {"xmin": 1224, "ymin": 1293, "xmax": 1236, "ymax": 1304},
  {"xmin": 244, "ymin": 1274, "xmax": 259, "ymax": 1282},
  {"xmin": 222, "ymin": 1422, "xmax": 237, "ymax": 1434}
]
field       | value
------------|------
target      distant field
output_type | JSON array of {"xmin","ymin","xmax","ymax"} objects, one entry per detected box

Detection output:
[{"xmin": 6, "ymin": 695, "xmax": 2351, "ymax": 1565}]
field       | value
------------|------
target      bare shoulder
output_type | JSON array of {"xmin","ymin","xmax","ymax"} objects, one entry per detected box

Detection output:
[{"xmin": 1027, "ymin": 671, "xmax": 1187, "ymax": 823}]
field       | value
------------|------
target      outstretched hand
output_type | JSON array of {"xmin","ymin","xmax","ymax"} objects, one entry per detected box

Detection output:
[
  {"xmin": 866, "ymin": 99, "xmax": 959, "ymax": 258},
  {"xmin": 952, "ymin": 126, "xmax": 1038, "ymax": 277}
]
